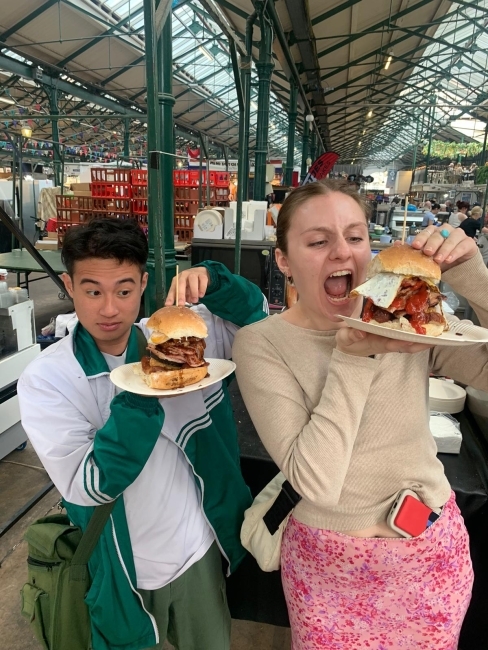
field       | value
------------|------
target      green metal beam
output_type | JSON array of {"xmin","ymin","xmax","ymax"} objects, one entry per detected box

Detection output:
[
  {"xmin": 143, "ymin": 0, "xmax": 164, "ymax": 315},
  {"xmin": 102, "ymin": 55, "xmax": 145, "ymax": 86},
  {"xmin": 1, "ymin": 0, "xmax": 59, "ymax": 41},
  {"xmin": 318, "ymin": 0, "xmax": 459, "ymax": 61},
  {"xmin": 311, "ymin": 0, "xmax": 362, "ymax": 27},
  {"xmin": 285, "ymin": 81, "xmax": 297, "ymax": 186},
  {"xmin": 213, "ymin": 0, "xmax": 248, "ymax": 21},
  {"xmin": 57, "ymin": 6, "xmax": 145, "ymax": 67},
  {"xmin": 0, "ymin": 52, "xmax": 141, "ymax": 116},
  {"xmin": 157, "ymin": 12, "xmax": 176, "ymax": 294}
]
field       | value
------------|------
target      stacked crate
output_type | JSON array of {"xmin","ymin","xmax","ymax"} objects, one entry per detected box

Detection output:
[
  {"xmin": 131, "ymin": 170, "xmax": 148, "ymax": 235},
  {"xmin": 173, "ymin": 170, "xmax": 230, "ymax": 242},
  {"xmin": 56, "ymin": 195, "xmax": 94, "ymax": 247},
  {"xmin": 55, "ymin": 167, "xmax": 231, "ymax": 247}
]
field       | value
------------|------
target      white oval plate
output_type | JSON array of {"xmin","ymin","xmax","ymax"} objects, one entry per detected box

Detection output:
[
  {"xmin": 110, "ymin": 358, "xmax": 236, "ymax": 397},
  {"xmin": 339, "ymin": 315, "xmax": 488, "ymax": 347}
]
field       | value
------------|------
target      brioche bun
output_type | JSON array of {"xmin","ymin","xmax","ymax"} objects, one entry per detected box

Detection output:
[
  {"xmin": 146, "ymin": 306, "xmax": 208, "ymax": 342},
  {"xmin": 367, "ymin": 244, "xmax": 441, "ymax": 282},
  {"xmin": 136, "ymin": 356, "xmax": 208, "ymax": 389},
  {"xmin": 368, "ymin": 317, "xmax": 445, "ymax": 337}
]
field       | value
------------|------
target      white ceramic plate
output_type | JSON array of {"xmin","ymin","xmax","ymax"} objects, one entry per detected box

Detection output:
[
  {"xmin": 110, "ymin": 358, "xmax": 236, "ymax": 397},
  {"xmin": 339, "ymin": 315, "xmax": 488, "ymax": 347}
]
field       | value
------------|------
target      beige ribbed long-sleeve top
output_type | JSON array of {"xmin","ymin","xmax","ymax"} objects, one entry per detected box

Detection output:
[{"xmin": 233, "ymin": 253, "xmax": 488, "ymax": 531}]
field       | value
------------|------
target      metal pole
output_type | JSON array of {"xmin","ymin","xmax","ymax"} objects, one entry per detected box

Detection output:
[
  {"xmin": 11, "ymin": 138, "xmax": 17, "ymax": 250},
  {"xmin": 198, "ymin": 145, "xmax": 203, "ymax": 209},
  {"xmin": 143, "ymin": 0, "xmax": 164, "ymax": 314},
  {"xmin": 254, "ymin": 3, "xmax": 274, "ymax": 201},
  {"xmin": 229, "ymin": 38, "xmax": 245, "ymax": 275},
  {"xmin": 285, "ymin": 81, "xmax": 297, "ymax": 186},
  {"xmin": 481, "ymin": 123, "xmax": 488, "ymax": 167},
  {"xmin": 242, "ymin": 11, "xmax": 257, "ymax": 201},
  {"xmin": 424, "ymin": 94, "xmax": 436, "ymax": 183},
  {"xmin": 411, "ymin": 114, "xmax": 420, "ymax": 173},
  {"xmin": 310, "ymin": 128, "xmax": 317, "ymax": 164},
  {"xmin": 49, "ymin": 87, "xmax": 62, "ymax": 188},
  {"xmin": 157, "ymin": 11, "xmax": 176, "ymax": 294},
  {"xmin": 124, "ymin": 118, "xmax": 130, "ymax": 158},
  {"xmin": 18, "ymin": 135, "xmax": 24, "ymax": 249},
  {"xmin": 300, "ymin": 119, "xmax": 310, "ymax": 183}
]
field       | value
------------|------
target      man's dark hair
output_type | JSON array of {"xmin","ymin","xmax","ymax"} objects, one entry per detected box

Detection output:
[
  {"xmin": 432, "ymin": 203, "xmax": 441, "ymax": 210},
  {"xmin": 61, "ymin": 218, "xmax": 148, "ymax": 277}
]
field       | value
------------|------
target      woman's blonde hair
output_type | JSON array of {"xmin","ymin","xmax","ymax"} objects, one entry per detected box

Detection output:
[
  {"xmin": 276, "ymin": 179, "xmax": 371, "ymax": 253},
  {"xmin": 470, "ymin": 206, "xmax": 482, "ymax": 218}
]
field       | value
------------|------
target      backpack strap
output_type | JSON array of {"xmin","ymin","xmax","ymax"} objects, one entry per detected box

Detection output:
[
  {"xmin": 135, "ymin": 325, "xmax": 148, "ymax": 360},
  {"xmin": 70, "ymin": 500, "xmax": 116, "ymax": 581}
]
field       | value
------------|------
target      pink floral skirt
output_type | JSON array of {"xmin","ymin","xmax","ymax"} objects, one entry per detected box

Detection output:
[{"xmin": 281, "ymin": 492, "xmax": 473, "ymax": 650}]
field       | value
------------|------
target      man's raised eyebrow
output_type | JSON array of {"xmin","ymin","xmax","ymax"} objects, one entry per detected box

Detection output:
[{"xmin": 79, "ymin": 277, "xmax": 136, "ymax": 285}]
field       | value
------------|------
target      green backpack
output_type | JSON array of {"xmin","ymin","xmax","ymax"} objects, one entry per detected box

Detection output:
[{"xmin": 20, "ymin": 501, "xmax": 115, "ymax": 650}]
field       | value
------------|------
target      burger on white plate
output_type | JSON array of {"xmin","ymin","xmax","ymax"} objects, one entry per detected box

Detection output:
[
  {"xmin": 136, "ymin": 306, "xmax": 209, "ymax": 389},
  {"xmin": 349, "ymin": 244, "xmax": 447, "ymax": 336}
]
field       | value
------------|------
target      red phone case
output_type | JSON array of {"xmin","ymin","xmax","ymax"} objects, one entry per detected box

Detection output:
[{"xmin": 394, "ymin": 495, "xmax": 432, "ymax": 536}]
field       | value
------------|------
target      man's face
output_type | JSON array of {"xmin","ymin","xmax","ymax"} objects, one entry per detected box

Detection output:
[{"xmin": 62, "ymin": 258, "xmax": 147, "ymax": 354}]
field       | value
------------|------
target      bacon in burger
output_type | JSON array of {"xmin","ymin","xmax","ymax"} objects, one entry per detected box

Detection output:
[
  {"xmin": 349, "ymin": 244, "xmax": 447, "ymax": 336},
  {"xmin": 137, "ymin": 306, "xmax": 209, "ymax": 389}
]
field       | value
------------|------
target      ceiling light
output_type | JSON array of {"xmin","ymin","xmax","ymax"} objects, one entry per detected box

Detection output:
[
  {"xmin": 358, "ymin": 141, "xmax": 362, "ymax": 146},
  {"xmin": 0, "ymin": 97, "xmax": 15, "ymax": 105},
  {"xmin": 21, "ymin": 124, "xmax": 32, "ymax": 138},
  {"xmin": 367, "ymin": 110, "xmax": 373, "ymax": 118},
  {"xmin": 384, "ymin": 54, "xmax": 393, "ymax": 70}
]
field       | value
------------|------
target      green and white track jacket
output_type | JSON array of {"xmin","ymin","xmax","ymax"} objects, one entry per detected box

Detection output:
[{"xmin": 18, "ymin": 261, "xmax": 268, "ymax": 650}]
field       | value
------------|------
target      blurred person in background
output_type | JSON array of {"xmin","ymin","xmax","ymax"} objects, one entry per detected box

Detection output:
[{"xmin": 449, "ymin": 201, "xmax": 469, "ymax": 228}]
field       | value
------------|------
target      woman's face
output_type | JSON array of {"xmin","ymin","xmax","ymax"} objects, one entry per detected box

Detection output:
[{"xmin": 276, "ymin": 192, "xmax": 371, "ymax": 326}]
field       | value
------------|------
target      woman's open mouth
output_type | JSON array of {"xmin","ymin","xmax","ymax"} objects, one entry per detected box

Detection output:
[{"xmin": 324, "ymin": 270, "xmax": 353, "ymax": 303}]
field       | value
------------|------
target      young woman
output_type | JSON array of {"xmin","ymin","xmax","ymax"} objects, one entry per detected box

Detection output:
[
  {"xmin": 233, "ymin": 180, "xmax": 488, "ymax": 650},
  {"xmin": 448, "ymin": 200, "xmax": 469, "ymax": 227}
]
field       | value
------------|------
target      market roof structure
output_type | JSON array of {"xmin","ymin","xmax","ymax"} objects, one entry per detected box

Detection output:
[{"xmin": 1, "ymin": 0, "xmax": 488, "ymax": 167}]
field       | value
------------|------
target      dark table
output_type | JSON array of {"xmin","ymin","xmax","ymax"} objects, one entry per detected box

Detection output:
[{"xmin": 227, "ymin": 381, "xmax": 488, "ymax": 649}]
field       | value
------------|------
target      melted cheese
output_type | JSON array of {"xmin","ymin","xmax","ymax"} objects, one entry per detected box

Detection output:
[{"xmin": 351, "ymin": 273, "xmax": 405, "ymax": 309}]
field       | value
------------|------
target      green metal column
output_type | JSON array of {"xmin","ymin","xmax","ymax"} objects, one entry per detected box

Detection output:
[
  {"xmin": 229, "ymin": 39, "xmax": 245, "ymax": 275},
  {"xmin": 143, "ymin": 0, "xmax": 165, "ymax": 315},
  {"xmin": 300, "ymin": 118, "xmax": 310, "ymax": 182},
  {"xmin": 124, "ymin": 118, "xmax": 130, "ymax": 158},
  {"xmin": 424, "ymin": 94, "xmax": 436, "ymax": 183},
  {"xmin": 242, "ymin": 11, "xmax": 257, "ymax": 201},
  {"xmin": 481, "ymin": 123, "xmax": 488, "ymax": 167},
  {"xmin": 157, "ymin": 12, "xmax": 176, "ymax": 293},
  {"xmin": 411, "ymin": 114, "xmax": 420, "ymax": 174},
  {"xmin": 310, "ymin": 129, "xmax": 317, "ymax": 164},
  {"xmin": 284, "ymin": 81, "xmax": 297, "ymax": 186},
  {"xmin": 49, "ymin": 86, "xmax": 62, "ymax": 188},
  {"xmin": 253, "ymin": 3, "xmax": 274, "ymax": 201}
]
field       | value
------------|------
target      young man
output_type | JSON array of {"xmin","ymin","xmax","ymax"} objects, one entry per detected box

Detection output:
[
  {"xmin": 421, "ymin": 202, "xmax": 440, "ymax": 228},
  {"xmin": 18, "ymin": 219, "xmax": 268, "ymax": 650}
]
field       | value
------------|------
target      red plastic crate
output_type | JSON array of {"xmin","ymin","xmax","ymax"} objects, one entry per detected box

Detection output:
[
  {"xmin": 92, "ymin": 198, "xmax": 132, "ymax": 213},
  {"xmin": 174, "ymin": 215, "xmax": 195, "ymax": 228},
  {"xmin": 174, "ymin": 226, "xmax": 194, "ymax": 242},
  {"xmin": 131, "ymin": 169, "xmax": 148, "ymax": 185},
  {"xmin": 132, "ymin": 199, "xmax": 148, "ymax": 215},
  {"xmin": 91, "ymin": 183, "xmax": 132, "ymax": 199},
  {"xmin": 56, "ymin": 195, "xmax": 93, "ymax": 210},
  {"xmin": 132, "ymin": 185, "xmax": 148, "ymax": 199},
  {"xmin": 214, "ymin": 171, "xmax": 230, "ymax": 187},
  {"xmin": 91, "ymin": 168, "xmax": 132, "ymax": 183}
]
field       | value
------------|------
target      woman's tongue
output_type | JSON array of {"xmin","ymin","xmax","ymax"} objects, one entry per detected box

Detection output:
[{"xmin": 324, "ymin": 275, "xmax": 349, "ymax": 298}]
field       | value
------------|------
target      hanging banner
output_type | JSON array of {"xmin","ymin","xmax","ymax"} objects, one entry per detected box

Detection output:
[{"xmin": 301, "ymin": 151, "xmax": 340, "ymax": 185}]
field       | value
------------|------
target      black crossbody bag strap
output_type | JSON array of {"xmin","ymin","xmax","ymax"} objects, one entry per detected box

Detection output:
[{"xmin": 263, "ymin": 481, "xmax": 302, "ymax": 536}]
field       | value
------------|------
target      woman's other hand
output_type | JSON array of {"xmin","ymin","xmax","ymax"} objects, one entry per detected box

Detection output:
[
  {"xmin": 335, "ymin": 326, "xmax": 434, "ymax": 357},
  {"xmin": 409, "ymin": 225, "xmax": 478, "ymax": 272},
  {"xmin": 165, "ymin": 267, "xmax": 210, "ymax": 306}
]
